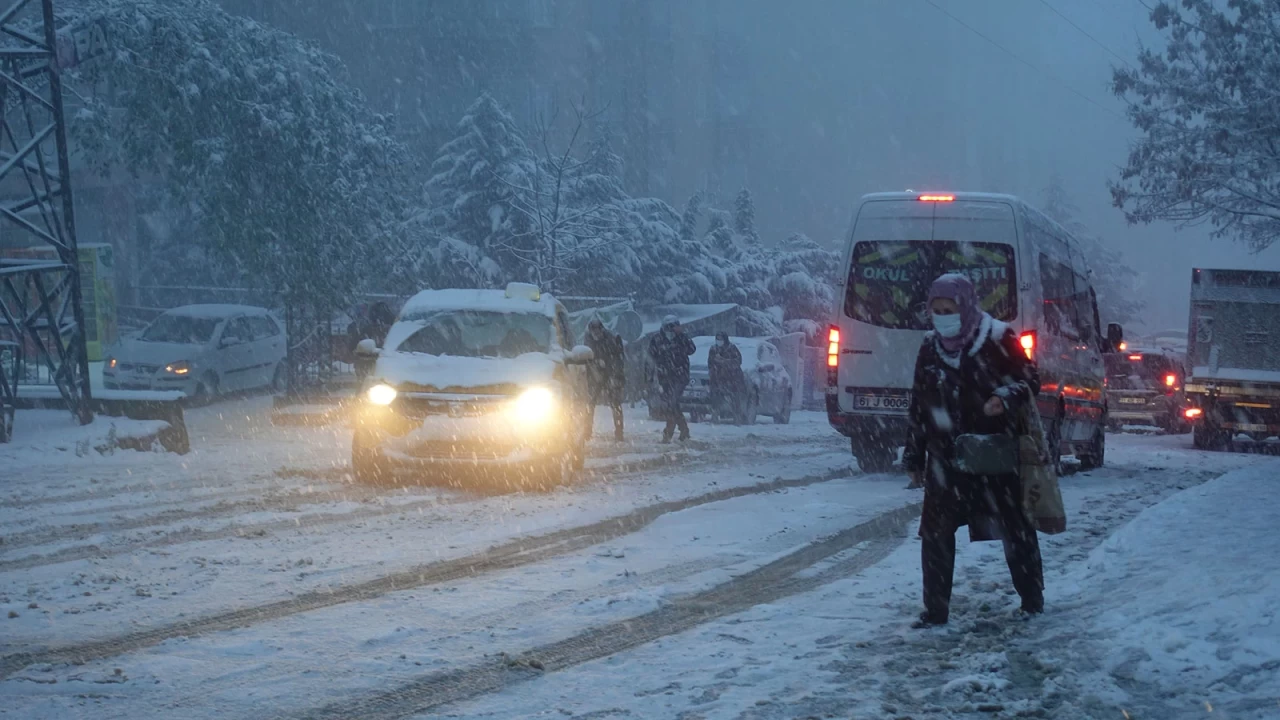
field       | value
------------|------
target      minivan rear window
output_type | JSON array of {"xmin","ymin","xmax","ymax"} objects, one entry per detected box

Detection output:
[{"xmin": 846, "ymin": 241, "xmax": 1017, "ymax": 329}]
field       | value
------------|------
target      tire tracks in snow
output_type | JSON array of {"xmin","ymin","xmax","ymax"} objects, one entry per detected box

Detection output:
[
  {"xmin": 0, "ymin": 464, "xmax": 855, "ymax": 680},
  {"xmin": 0, "ymin": 438, "xmax": 843, "ymax": 572},
  {"xmin": 0, "ymin": 436, "xmax": 836, "ymax": 567},
  {"xmin": 288, "ymin": 503, "xmax": 923, "ymax": 720}
]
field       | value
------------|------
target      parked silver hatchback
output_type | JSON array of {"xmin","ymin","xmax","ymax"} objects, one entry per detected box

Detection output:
[{"xmin": 104, "ymin": 304, "xmax": 287, "ymax": 403}]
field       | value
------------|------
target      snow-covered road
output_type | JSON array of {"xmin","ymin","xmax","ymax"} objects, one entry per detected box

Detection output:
[{"xmin": 2, "ymin": 399, "xmax": 1276, "ymax": 719}]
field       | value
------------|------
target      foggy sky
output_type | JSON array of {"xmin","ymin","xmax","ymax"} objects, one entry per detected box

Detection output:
[{"xmin": 724, "ymin": 0, "xmax": 1278, "ymax": 333}]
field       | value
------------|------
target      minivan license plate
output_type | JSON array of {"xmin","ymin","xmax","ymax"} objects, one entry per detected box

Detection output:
[{"xmin": 854, "ymin": 394, "xmax": 911, "ymax": 412}]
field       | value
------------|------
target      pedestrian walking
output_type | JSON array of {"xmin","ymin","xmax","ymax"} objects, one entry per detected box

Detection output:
[
  {"xmin": 585, "ymin": 318, "xmax": 626, "ymax": 442},
  {"xmin": 707, "ymin": 331, "xmax": 743, "ymax": 421},
  {"xmin": 648, "ymin": 315, "xmax": 695, "ymax": 443},
  {"xmin": 902, "ymin": 273, "xmax": 1045, "ymax": 627}
]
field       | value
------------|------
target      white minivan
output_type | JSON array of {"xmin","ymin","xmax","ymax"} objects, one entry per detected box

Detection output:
[{"xmin": 826, "ymin": 192, "xmax": 1121, "ymax": 473}]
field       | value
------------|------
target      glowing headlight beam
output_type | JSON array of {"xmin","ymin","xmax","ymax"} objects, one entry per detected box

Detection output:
[
  {"xmin": 366, "ymin": 383, "xmax": 398, "ymax": 406},
  {"xmin": 512, "ymin": 386, "xmax": 556, "ymax": 424}
]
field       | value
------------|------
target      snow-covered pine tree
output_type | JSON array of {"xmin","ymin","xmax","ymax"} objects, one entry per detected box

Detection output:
[
  {"xmin": 679, "ymin": 192, "xmax": 703, "ymax": 243},
  {"xmin": 770, "ymin": 232, "xmax": 842, "ymax": 344},
  {"xmin": 419, "ymin": 93, "xmax": 539, "ymax": 285},
  {"xmin": 67, "ymin": 0, "xmax": 410, "ymax": 310},
  {"xmin": 733, "ymin": 189, "xmax": 760, "ymax": 246}
]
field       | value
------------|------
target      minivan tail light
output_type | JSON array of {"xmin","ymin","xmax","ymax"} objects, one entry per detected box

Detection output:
[
  {"xmin": 918, "ymin": 194, "xmax": 955, "ymax": 202},
  {"xmin": 1019, "ymin": 331, "xmax": 1035, "ymax": 360},
  {"xmin": 827, "ymin": 326, "xmax": 840, "ymax": 368}
]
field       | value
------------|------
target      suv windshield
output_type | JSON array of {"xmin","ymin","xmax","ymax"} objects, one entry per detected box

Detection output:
[
  {"xmin": 141, "ymin": 314, "xmax": 222, "ymax": 344},
  {"xmin": 393, "ymin": 310, "xmax": 552, "ymax": 358},
  {"xmin": 846, "ymin": 241, "xmax": 1017, "ymax": 329}
]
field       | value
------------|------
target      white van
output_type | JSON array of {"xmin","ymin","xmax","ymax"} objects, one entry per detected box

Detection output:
[{"xmin": 826, "ymin": 192, "xmax": 1119, "ymax": 472}]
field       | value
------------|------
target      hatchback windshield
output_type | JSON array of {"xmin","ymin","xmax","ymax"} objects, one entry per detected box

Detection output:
[
  {"xmin": 846, "ymin": 241, "xmax": 1017, "ymax": 329},
  {"xmin": 141, "ymin": 314, "xmax": 222, "ymax": 344},
  {"xmin": 393, "ymin": 310, "xmax": 552, "ymax": 358}
]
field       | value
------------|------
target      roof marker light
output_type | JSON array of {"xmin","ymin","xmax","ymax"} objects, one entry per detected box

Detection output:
[{"xmin": 918, "ymin": 194, "xmax": 955, "ymax": 202}]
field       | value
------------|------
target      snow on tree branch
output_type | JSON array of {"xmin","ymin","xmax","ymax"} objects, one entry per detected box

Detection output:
[{"xmin": 1111, "ymin": 0, "xmax": 1280, "ymax": 252}]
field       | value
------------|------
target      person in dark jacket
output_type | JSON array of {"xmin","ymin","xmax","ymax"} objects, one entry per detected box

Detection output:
[
  {"xmin": 585, "ymin": 318, "xmax": 626, "ymax": 442},
  {"xmin": 648, "ymin": 315, "xmax": 695, "ymax": 442},
  {"xmin": 903, "ymin": 273, "xmax": 1045, "ymax": 628},
  {"xmin": 707, "ymin": 331, "xmax": 743, "ymax": 420}
]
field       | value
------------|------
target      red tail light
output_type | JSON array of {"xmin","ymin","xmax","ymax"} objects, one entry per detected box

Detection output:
[
  {"xmin": 918, "ymin": 194, "xmax": 955, "ymax": 202},
  {"xmin": 1019, "ymin": 331, "xmax": 1035, "ymax": 360},
  {"xmin": 827, "ymin": 326, "xmax": 840, "ymax": 368},
  {"xmin": 1165, "ymin": 374, "xmax": 1176, "ymax": 386},
  {"xmin": 1185, "ymin": 407, "xmax": 1203, "ymax": 419}
]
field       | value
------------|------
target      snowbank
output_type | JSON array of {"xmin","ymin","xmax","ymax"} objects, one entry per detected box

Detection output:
[
  {"xmin": 1, "ymin": 411, "xmax": 171, "ymax": 459},
  {"xmin": 1060, "ymin": 464, "xmax": 1280, "ymax": 711}
]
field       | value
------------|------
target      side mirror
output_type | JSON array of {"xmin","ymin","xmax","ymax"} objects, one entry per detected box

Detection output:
[
  {"xmin": 565, "ymin": 345, "xmax": 595, "ymax": 365},
  {"xmin": 355, "ymin": 338, "xmax": 380, "ymax": 357},
  {"xmin": 1106, "ymin": 323, "xmax": 1124, "ymax": 353}
]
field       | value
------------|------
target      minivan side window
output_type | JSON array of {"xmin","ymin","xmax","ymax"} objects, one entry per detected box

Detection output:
[
  {"xmin": 1071, "ymin": 272, "xmax": 1098, "ymax": 350},
  {"xmin": 1039, "ymin": 254, "xmax": 1081, "ymax": 339}
]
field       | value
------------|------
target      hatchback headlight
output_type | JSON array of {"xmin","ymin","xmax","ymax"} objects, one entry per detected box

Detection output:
[
  {"xmin": 164, "ymin": 360, "xmax": 191, "ymax": 375},
  {"xmin": 366, "ymin": 383, "xmax": 398, "ymax": 406},
  {"xmin": 512, "ymin": 386, "xmax": 557, "ymax": 425}
]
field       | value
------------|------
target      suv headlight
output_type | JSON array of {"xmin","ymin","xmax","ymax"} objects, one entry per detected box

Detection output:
[
  {"xmin": 164, "ymin": 360, "xmax": 191, "ymax": 375},
  {"xmin": 366, "ymin": 383, "xmax": 398, "ymax": 406},
  {"xmin": 512, "ymin": 386, "xmax": 557, "ymax": 424}
]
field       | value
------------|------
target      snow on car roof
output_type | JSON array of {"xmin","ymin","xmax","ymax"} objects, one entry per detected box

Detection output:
[
  {"xmin": 162, "ymin": 304, "xmax": 271, "ymax": 318},
  {"xmin": 399, "ymin": 288, "xmax": 559, "ymax": 320}
]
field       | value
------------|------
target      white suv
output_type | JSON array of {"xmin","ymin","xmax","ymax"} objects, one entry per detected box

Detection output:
[{"xmin": 351, "ymin": 284, "xmax": 594, "ymax": 487}]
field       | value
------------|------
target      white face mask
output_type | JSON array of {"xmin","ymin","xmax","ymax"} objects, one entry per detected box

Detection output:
[
  {"xmin": 932, "ymin": 313, "xmax": 963, "ymax": 338},
  {"xmin": 663, "ymin": 329, "xmax": 675, "ymax": 340}
]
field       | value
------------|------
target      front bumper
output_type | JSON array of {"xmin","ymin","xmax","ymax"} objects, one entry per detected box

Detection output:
[
  {"xmin": 103, "ymin": 369, "xmax": 196, "ymax": 395},
  {"xmin": 353, "ymin": 393, "xmax": 578, "ymax": 467}
]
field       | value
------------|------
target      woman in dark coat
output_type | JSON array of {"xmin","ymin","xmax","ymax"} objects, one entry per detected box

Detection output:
[{"xmin": 903, "ymin": 273, "xmax": 1044, "ymax": 627}]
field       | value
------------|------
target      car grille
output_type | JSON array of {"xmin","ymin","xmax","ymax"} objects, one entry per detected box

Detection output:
[
  {"xmin": 396, "ymin": 394, "xmax": 508, "ymax": 418},
  {"xmin": 119, "ymin": 363, "xmax": 161, "ymax": 374}
]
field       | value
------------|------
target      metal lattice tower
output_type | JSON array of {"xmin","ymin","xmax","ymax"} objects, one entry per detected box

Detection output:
[{"xmin": 0, "ymin": 0, "xmax": 92, "ymax": 442}]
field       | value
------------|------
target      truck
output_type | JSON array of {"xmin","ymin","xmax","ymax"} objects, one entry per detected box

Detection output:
[{"xmin": 1184, "ymin": 268, "xmax": 1280, "ymax": 450}]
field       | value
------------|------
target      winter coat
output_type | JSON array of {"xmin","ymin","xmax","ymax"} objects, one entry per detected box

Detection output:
[
  {"xmin": 903, "ymin": 315, "xmax": 1040, "ymax": 541},
  {"xmin": 708, "ymin": 342, "xmax": 744, "ymax": 392},
  {"xmin": 585, "ymin": 330, "xmax": 625, "ymax": 395},
  {"xmin": 648, "ymin": 331, "xmax": 696, "ymax": 389}
]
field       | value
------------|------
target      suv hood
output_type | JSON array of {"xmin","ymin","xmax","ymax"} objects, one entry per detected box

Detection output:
[{"xmin": 374, "ymin": 351, "xmax": 559, "ymax": 394}]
